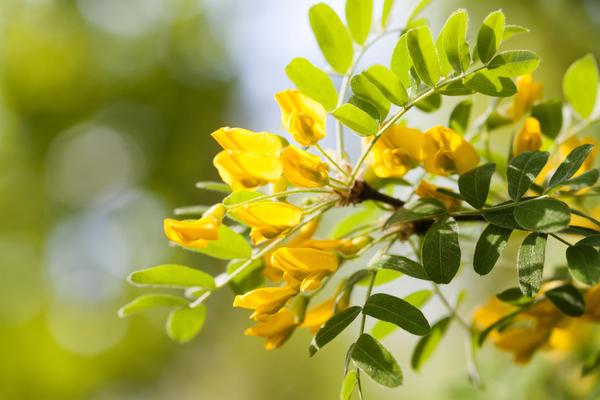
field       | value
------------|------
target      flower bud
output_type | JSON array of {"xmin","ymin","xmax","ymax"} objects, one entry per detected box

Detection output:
[
  {"xmin": 513, "ymin": 117, "xmax": 542, "ymax": 156},
  {"xmin": 275, "ymin": 89, "xmax": 327, "ymax": 146},
  {"xmin": 281, "ymin": 145, "xmax": 329, "ymax": 188}
]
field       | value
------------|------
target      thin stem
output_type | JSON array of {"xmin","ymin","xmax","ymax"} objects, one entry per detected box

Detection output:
[
  {"xmin": 329, "ymin": 176, "xmax": 348, "ymax": 186},
  {"xmin": 316, "ymin": 142, "xmax": 349, "ymax": 177},
  {"xmin": 302, "ymin": 199, "xmax": 337, "ymax": 215},
  {"xmin": 432, "ymin": 283, "xmax": 470, "ymax": 331},
  {"xmin": 224, "ymin": 189, "xmax": 332, "ymax": 209},
  {"xmin": 550, "ymin": 233, "xmax": 573, "ymax": 247}
]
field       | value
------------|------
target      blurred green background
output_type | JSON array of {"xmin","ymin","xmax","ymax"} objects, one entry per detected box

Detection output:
[{"xmin": 1, "ymin": 0, "xmax": 599, "ymax": 399}]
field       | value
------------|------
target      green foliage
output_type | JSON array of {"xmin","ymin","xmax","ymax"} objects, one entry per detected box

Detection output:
[
  {"xmin": 531, "ymin": 99, "xmax": 563, "ymax": 139},
  {"xmin": 371, "ymin": 254, "xmax": 429, "ymax": 280},
  {"xmin": 390, "ymin": 34, "xmax": 412, "ymax": 88},
  {"xmin": 458, "ymin": 162, "xmax": 495, "ymax": 209},
  {"xmin": 422, "ymin": 217, "xmax": 461, "ymax": 284},
  {"xmin": 463, "ymin": 71, "xmax": 517, "ymax": 97},
  {"xmin": 441, "ymin": 10, "xmax": 470, "ymax": 74},
  {"xmin": 449, "ymin": 99, "xmax": 472, "ymax": 135},
  {"xmin": 411, "ymin": 317, "xmax": 451, "ymax": 371},
  {"xmin": 118, "ymin": 295, "xmax": 189, "ymax": 317},
  {"xmin": 332, "ymin": 104, "xmax": 380, "ymax": 136},
  {"xmin": 487, "ymin": 50, "xmax": 541, "ymax": 77},
  {"xmin": 548, "ymin": 144, "xmax": 595, "ymax": 189},
  {"xmin": 477, "ymin": 10, "xmax": 505, "ymax": 64},
  {"xmin": 340, "ymin": 370, "xmax": 357, "ymax": 400},
  {"xmin": 517, "ymin": 232, "xmax": 547, "ymax": 297},
  {"xmin": 196, "ymin": 181, "xmax": 232, "ymax": 193},
  {"xmin": 545, "ymin": 284, "xmax": 585, "ymax": 317},
  {"xmin": 507, "ymin": 151, "xmax": 549, "ymax": 200},
  {"xmin": 406, "ymin": 26, "xmax": 440, "ymax": 87},
  {"xmin": 351, "ymin": 334, "xmax": 403, "ymax": 387},
  {"xmin": 346, "ymin": 0, "xmax": 372, "ymax": 45},
  {"xmin": 310, "ymin": 306, "xmax": 362, "ymax": 356},
  {"xmin": 385, "ymin": 198, "xmax": 446, "ymax": 227},
  {"xmin": 286, "ymin": 57, "xmax": 338, "ymax": 110},
  {"xmin": 563, "ymin": 54, "xmax": 599, "ymax": 119},
  {"xmin": 566, "ymin": 245, "xmax": 600, "ymax": 285},
  {"xmin": 513, "ymin": 198, "xmax": 571, "ymax": 232},
  {"xmin": 363, "ymin": 293, "xmax": 431, "ymax": 335},
  {"xmin": 309, "ymin": 4, "xmax": 354, "ymax": 74},
  {"xmin": 363, "ymin": 65, "xmax": 408, "ymax": 106},
  {"xmin": 473, "ymin": 224, "xmax": 512, "ymax": 275},
  {"xmin": 185, "ymin": 225, "xmax": 252, "ymax": 259},
  {"xmin": 166, "ymin": 305, "xmax": 207, "ymax": 343},
  {"xmin": 351, "ymin": 74, "xmax": 391, "ymax": 120},
  {"xmin": 128, "ymin": 264, "xmax": 216, "ymax": 289}
]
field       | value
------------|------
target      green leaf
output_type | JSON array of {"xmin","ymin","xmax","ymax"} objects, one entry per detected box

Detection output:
[
  {"xmin": 422, "ymin": 217, "xmax": 461, "ymax": 284},
  {"xmin": 310, "ymin": 306, "xmax": 362, "ymax": 356},
  {"xmin": 438, "ymin": 80, "xmax": 475, "ymax": 96},
  {"xmin": 350, "ymin": 74, "xmax": 390, "ymax": 120},
  {"xmin": 549, "ymin": 144, "xmax": 595, "ymax": 189},
  {"xmin": 463, "ymin": 70, "xmax": 517, "ymax": 97},
  {"xmin": 348, "ymin": 95, "xmax": 381, "ymax": 121},
  {"xmin": 487, "ymin": 50, "xmax": 541, "ymax": 77},
  {"xmin": 561, "ymin": 169, "xmax": 599, "ymax": 190},
  {"xmin": 364, "ymin": 293, "xmax": 430, "ymax": 335},
  {"xmin": 351, "ymin": 334, "xmax": 403, "ymax": 388},
  {"xmin": 174, "ymin": 205, "xmax": 210, "ymax": 216},
  {"xmin": 531, "ymin": 99, "xmax": 563, "ymax": 139},
  {"xmin": 407, "ymin": 0, "xmax": 431, "ymax": 26},
  {"xmin": 563, "ymin": 54, "xmax": 599, "ymax": 119},
  {"xmin": 517, "ymin": 232, "xmax": 547, "ymax": 297},
  {"xmin": 227, "ymin": 259, "xmax": 264, "ymax": 295},
  {"xmin": 566, "ymin": 245, "xmax": 600, "ymax": 285},
  {"xmin": 340, "ymin": 370, "xmax": 357, "ymax": 400},
  {"xmin": 128, "ymin": 264, "xmax": 215, "ymax": 289},
  {"xmin": 332, "ymin": 104, "xmax": 380, "ymax": 136},
  {"xmin": 473, "ymin": 224, "xmax": 513, "ymax": 275},
  {"xmin": 484, "ymin": 202, "xmax": 521, "ymax": 229},
  {"xmin": 441, "ymin": 10, "xmax": 470, "ymax": 73},
  {"xmin": 223, "ymin": 190, "xmax": 262, "ymax": 206},
  {"xmin": 496, "ymin": 287, "xmax": 534, "ymax": 306},
  {"xmin": 118, "ymin": 295, "xmax": 189, "ymax": 317},
  {"xmin": 577, "ymin": 234, "xmax": 600, "ymax": 247},
  {"xmin": 309, "ymin": 4, "xmax": 353, "ymax": 74},
  {"xmin": 406, "ymin": 26, "xmax": 440, "ymax": 87},
  {"xmin": 435, "ymin": 28, "xmax": 452, "ymax": 77},
  {"xmin": 363, "ymin": 65, "xmax": 408, "ymax": 106},
  {"xmin": 449, "ymin": 99, "xmax": 472, "ymax": 135},
  {"xmin": 371, "ymin": 254, "xmax": 429, "ymax": 280},
  {"xmin": 458, "ymin": 162, "xmax": 496, "ymax": 209},
  {"xmin": 371, "ymin": 321, "xmax": 398, "ymax": 341},
  {"xmin": 358, "ymin": 268, "xmax": 402, "ymax": 287},
  {"xmin": 415, "ymin": 92, "xmax": 442, "ymax": 113},
  {"xmin": 503, "ymin": 25, "xmax": 530, "ymax": 41},
  {"xmin": 166, "ymin": 305, "xmax": 206, "ymax": 343},
  {"xmin": 381, "ymin": 0, "xmax": 395, "ymax": 28},
  {"xmin": 404, "ymin": 289, "xmax": 433, "ymax": 308},
  {"xmin": 384, "ymin": 198, "xmax": 446, "ymax": 227},
  {"xmin": 506, "ymin": 151, "xmax": 550, "ymax": 200},
  {"xmin": 390, "ymin": 34, "xmax": 412, "ymax": 88},
  {"xmin": 411, "ymin": 317, "xmax": 451, "ymax": 371},
  {"xmin": 331, "ymin": 203, "xmax": 379, "ymax": 238},
  {"xmin": 285, "ymin": 57, "xmax": 338, "ymax": 111},
  {"xmin": 545, "ymin": 284, "xmax": 585, "ymax": 317},
  {"xmin": 478, "ymin": 309, "xmax": 520, "ymax": 345},
  {"xmin": 185, "ymin": 225, "xmax": 252, "ymax": 260},
  {"xmin": 195, "ymin": 181, "xmax": 232, "ymax": 193},
  {"xmin": 477, "ymin": 10, "xmax": 505, "ymax": 64},
  {"xmin": 513, "ymin": 198, "xmax": 571, "ymax": 232},
  {"xmin": 346, "ymin": 0, "xmax": 372, "ymax": 45}
]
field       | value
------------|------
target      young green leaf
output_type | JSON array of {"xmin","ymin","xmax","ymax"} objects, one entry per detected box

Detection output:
[
  {"xmin": 185, "ymin": 225, "xmax": 252, "ymax": 259},
  {"xmin": 441, "ymin": 10, "xmax": 470, "ymax": 73},
  {"xmin": 449, "ymin": 99, "xmax": 472, "ymax": 135},
  {"xmin": 390, "ymin": 34, "xmax": 412, "ymax": 88},
  {"xmin": 422, "ymin": 217, "xmax": 461, "ymax": 284},
  {"xmin": 351, "ymin": 334, "xmax": 403, "ymax": 387},
  {"xmin": 363, "ymin": 65, "xmax": 408, "ymax": 106},
  {"xmin": 438, "ymin": 80, "xmax": 475, "ymax": 96},
  {"xmin": 309, "ymin": 4, "xmax": 354, "ymax": 74},
  {"xmin": 545, "ymin": 284, "xmax": 585, "ymax": 317},
  {"xmin": 563, "ymin": 54, "xmax": 599, "ymax": 119},
  {"xmin": 404, "ymin": 289, "xmax": 433, "ymax": 308},
  {"xmin": 549, "ymin": 144, "xmax": 595, "ymax": 189},
  {"xmin": 531, "ymin": 99, "xmax": 563, "ymax": 139},
  {"xmin": 561, "ymin": 169, "xmax": 599, "ymax": 190},
  {"xmin": 496, "ymin": 287, "xmax": 534, "ymax": 306},
  {"xmin": 118, "ymin": 295, "xmax": 189, "ymax": 317},
  {"xmin": 195, "ymin": 181, "xmax": 232, "ymax": 193},
  {"xmin": 310, "ymin": 306, "xmax": 362, "ymax": 356},
  {"xmin": 411, "ymin": 317, "xmax": 451, "ymax": 371},
  {"xmin": 566, "ymin": 245, "xmax": 600, "ymax": 286},
  {"xmin": 384, "ymin": 198, "xmax": 446, "ymax": 227},
  {"xmin": 407, "ymin": 0, "xmax": 431, "ymax": 27},
  {"xmin": 371, "ymin": 321, "xmax": 398, "ymax": 341},
  {"xmin": 128, "ymin": 264, "xmax": 215, "ymax": 289},
  {"xmin": 340, "ymin": 370, "xmax": 357, "ymax": 400},
  {"xmin": 227, "ymin": 259, "xmax": 264, "ymax": 295},
  {"xmin": 166, "ymin": 305, "xmax": 206, "ymax": 343},
  {"xmin": 506, "ymin": 151, "xmax": 550, "ymax": 200},
  {"xmin": 473, "ymin": 224, "xmax": 513, "ymax": 275},
  {"xmin": 517, "ymin": 232, "xmax": 547, "ymax": 297},
  {"xmin": 363, "ymin": 293, "xmax": 431, "ymax": 335},
  {"xmin": 371, "ymin": 254, "xmax": 430, "ymax": 280},
  {"xmin": 502, "ymin": 24, "xmax": 530, "ymax": 41},
  {"xmin": 381, "ymin": 0, "xmax": 395, "ymax": 28},
  {"xmin": 463, "ymin": 70, "xmax": 517, "ymax": 97},
  {"xmin": 477, "ymin": 10, "xmax": 505, "ymax": 64},
  {"xmin": 487, "ymin": 50, "xmax": 541, "ymax": 77},
  {"xmin": 285, "ymin": 57, "xmax": 338, "ymax": 111},
  {"xmin": 435, "ymin": 28, "xmax": 452, "ymax": 77},
  {"xmin": 332, "ymin": 104, "xmax": 380, "ymax": 136},
  {"xmin": 458, "ymin": 162, "xmax": 496, "ymax": 209},
  {"xmin": 406, "ymin": 26, "xmax": 440, "ymax": 86},
  {"xmin": 415, "ymin": 92, "xmax": 442, "ymax": 113},
  {"xmin": 351, "ymin": 74, "xmax": 391, "ymax": 120},
  {"xmin": 346, "ymin": 0, "xmax": 372, "ymax": 45},
  {"xmin": 513, "ymin": 198, "xmax": 571, "ymax": 232},
  {"xmin": 348, "ymin": 95, "xmax": 381, "ymax": 121}
]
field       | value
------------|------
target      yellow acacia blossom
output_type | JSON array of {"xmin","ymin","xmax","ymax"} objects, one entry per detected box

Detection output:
[
  {"xmin": 244, "ymin": 308, "xmax": 298, "ymax": 350},
  {"xmin": 275, "ymin": 89, "xmax": 327, "ymax": 146},
  {"xmin": 422, "ymin": 126, "xmax": 480, "ymax": 176},
  {"xmin": 513, "ymin": 117, "xmax": 543, "ymax": 156},
  {"xmin": 281, "ymin": 145, "xmax": 329, "ymax": 188},
  {"xmin": 301, "ymin": 239, "xmax": 344, "ymax": 251},
  {"xmin": 271, "ymin": 247, "xmax": 339, "ymax": 292},
  {"xmin": 415, "ymin": 181, "xmax": 462, "ymax": 210},
  {"xmin": 163, "ymin": 204, "xmax": 225, "ymax": 248},
  {"xmin": 233, "ymin": 286, "xmax": 298, "ymax": 321},
  {"xmin": 371, "ymin": 125, "xmax": 423, "ymax": 178},
  {"xmin": 508, "ymin": 73, "xmax": 543, "ymax": 122},
  {"xmin": 234, "ymin": 202, "xmax": 303, "ymax": 245}
]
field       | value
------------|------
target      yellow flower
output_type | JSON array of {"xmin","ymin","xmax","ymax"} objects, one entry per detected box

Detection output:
[
  {"xmin": 244, "ymin": 308, "xmax": 298, "ymax": 350},
  {"xmin": 560, "ymin": 135, "xmax": 598, "ymax": 176},
  {"xmin": 163, "ymin": 204, "xmax": 225, "ymax": 248},
  {"xmin": 275, "ymin": 89, "xmax": 327, "ymax": 146},
  {"xmin": 371, "ymin": 125, "xmax": 423, "ymax": 178},
  {"xmin": 233, "ymin": 286, "xmax": 298, "ymax": 321},
  {"xmin": 211, "ymin": 127, "xmax": 282, "ymax": 153},
  {"xmin": 422, "ymin": 126, "xmax": 479, "ymax": 176},
  {"xmin": 513, "ymin": 117, "xmax": 542, "ymax": 156},
  {"xmin": 234, "ymin": 202, "xmax": 303, "ymax": 245},
  {"xmin": 508, "ymin": 73, "xmax": 543, "ymax": 122},
  {"xmin": 281, "ymin": 145, "xmax": 329, "ymax": 188},
  {"xmin": 415, "ymin": 180, "xmax": 462, "ymax": 210},
  {"xmin": 339, "ymin": 236, "xmax": 372, "ymax": 256},
  {"xmin": 271, "ymin": 247, "xmax": 339, "ymax": 292},
  {"xmin": 301, "ymin": 239, "xmax": 344, "ymax": 251},
  {"xmin": 213, "ymin": 151, "xmax": 282, "ymax": 191},
  {"xmin": 301, "ymin": 298, "xmax": 338, "ymax": 334}
]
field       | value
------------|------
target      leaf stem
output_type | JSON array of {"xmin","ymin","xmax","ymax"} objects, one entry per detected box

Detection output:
[
  {"xmin": 316, "ymin": 142, "xmax": 350, "ymax": 177},
  {"xmin": 223, "ymin": 189, "xmax": 332, "ymax": 209}
]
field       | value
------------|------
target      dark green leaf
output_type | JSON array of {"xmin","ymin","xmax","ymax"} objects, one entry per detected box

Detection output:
[
  {"xmin": 422, "ymin": 217, "xmax": 461, "ymax": 284},
  {"xmin": 566, "ymin": 245, "xmax": 600, "ymax": 286},
  {"xmin": 390, "ymin": 33, "xmax": 411, "ymax": 88},
  {"xmin": 364, "ymin": 293, "xmax": 431, "ymax": 335},
  {"xmin": 449, "ymin": 99, "xmax": 472, "ymax": 135},
  {"xmin": 351, "ymin": 334, "xmax": 403, "ymax": 387},
  {"xmin": 166, "ymin": 305, "xmax": 206, "ymax": 343},
  {"xmin": 371, "ymin": 254, "xmax": 429, "ymax": 280},
  {"xmin": 195, "ymin": 181, "xmax": 232, "ymax": 193},
  {"xmin": 506, "ymin": 151, "xmax": 549, "ymax": 200},
  {"xmin": 415, "ymin": 92, "xmax": 442, "ymax": 113},
  {"xmin": 285, "ymin": 57, "xmax": 338, "ymax": 111},
  {"xmin": 310, "ymin": 306, "xmax": 362, "ymax": 356},
  {"xmin": 118, "ymin": 295, "xmax": 189, "ymax": 317},
  {"xmin": 513, "ymin": 198, "xmax": 571, "ymax": 232},
  {"xmin": 309, "ymin": 4, "xmax": 353, "ymax": 74},
  {"xmin": 478, "ymin": 309, "xmax": 520, "ymax": 345},
  {"xmin": 496, "ymin": 287, "xmax": 534, "ymax": 306},
  {"xmin": 577, "ymin": 234, "xmax": 600, "ymax": 247},
  {"xmin": 517, "ymin": 232, "xmax": 547, "ymax": 297},
  {"xmin": 411, "ymin": 317, "xmax": 451, "ymax": 371},
  {"xmin": 484, "ymin": 202, "xmax": 521, "ymax": 229},
  {"xmin": 477, "ymin": 10, "xmax": 505, "ymax": 64},
  {"xmin": 531, "ymin": 99, "xmax": 563, "ymax": 139},
  {"xmin": 487, "ymin": 50, "xmax": 541, "ymax": 77},
  {"xmin": 350, "ymin": 74, "xmax": 390, "ymax": 120},
  {"xmin": 561, "ymin": 169, "xmax": 599, "ymax": 190},
  {"xmin": 473, "ymin": 224, "xmax": 512, "ymax": 275},
  {"xmin": 546, "ymin": 284, "xmax": 585, "ymax": 317},
  {"xmin": 346, "ymin": 0, "xmax": 372, "ymax": 45},
  {"xmin": 332, "ymin": 104, "xmax": 380, "ymax": 136},
  {"xmin": 384, "ymin": 198, "xmax": 446, "ymax": 227},
  {"xmin": 463, "ymin": 70, "xmax": 517, "ymax": 97},
  {"xmin": 549, "ymin": 144, "xmax": 595, "ymax": 189},
  {"xmin": 128, "ymin": 264, "xmax": 215, "ymax": 289},
  {"xmin": 363, "ymin": 65, "xmax": 408, "ymax": 106},
  {"xmin": 371, "ymin": 290, "xmax": 432, "ymax": 340},
  {"xmin": 406, "ymin": 26, "xmax": 440, "ymax": 86},
  {"xmin": 458, "ymin": 162, "xmax": 496, "ymax": 209},
  {"xmin": 563, "ymin": 54, "xmax": 599, "ymax": 119},
  {"xmin": 582, "ymin": 351, "xmax": 600, "ymax": 377},
  {"xmin": 441, "ymin": 10, "xmax": 470, "ymax": 73}
]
